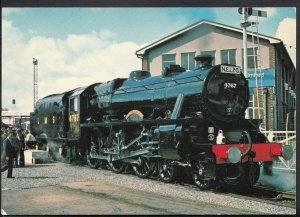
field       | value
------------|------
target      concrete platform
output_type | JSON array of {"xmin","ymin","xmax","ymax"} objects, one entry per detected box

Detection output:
[{"xmin": 24, "ymin": 150, "xmax": 50, "ymax": 164}]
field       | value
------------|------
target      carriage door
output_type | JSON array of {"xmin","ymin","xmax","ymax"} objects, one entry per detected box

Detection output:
[{"xmin": 69, "ymin": 96, "xmax": 80, "ymax": 139}]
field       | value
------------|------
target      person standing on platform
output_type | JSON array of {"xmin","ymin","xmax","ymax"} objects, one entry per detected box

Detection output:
[
  {"xmin": 11, "ymin": 131, "xmax": 20, "ymax": 168},
  {"xmin": 16, "ymin": 129, "xmax": 25, "ymax": 167},
  {"xmin": 2, "ymin": 130, "xmax": 16, "ymax": 178},
  {"xmin": 1, "ymin": 130, "xmax": 7, "ymax": 153},
  {"xmin": 25, "ymin": 130, "xmax": 36, "ymax": 149}
]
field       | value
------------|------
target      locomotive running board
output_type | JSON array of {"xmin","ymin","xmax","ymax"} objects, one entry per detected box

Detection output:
[
  {"xmin": 111, "ymin": 148, "xmax": 150, "ymax": 161},
  {"xmin": 90, "ymin": 148, "xmax": 150, "ymax": 162},
  {"xmin": 80, "ymin": 117, "xmax": 205, "ymax": 128},
  {"xmin": 90, "ymin": 155, "xmax": 108, "ymax": 160}
]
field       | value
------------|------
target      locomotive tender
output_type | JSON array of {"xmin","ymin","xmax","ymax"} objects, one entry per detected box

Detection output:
[{"xmin": 30, "ymin": 55, "xmax": 293, "ymax": 190}]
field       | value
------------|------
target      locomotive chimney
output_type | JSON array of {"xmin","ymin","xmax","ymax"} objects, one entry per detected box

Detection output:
[{"xmin": 194, "ymin": 55, "xmax": 214, "ymax": 69}]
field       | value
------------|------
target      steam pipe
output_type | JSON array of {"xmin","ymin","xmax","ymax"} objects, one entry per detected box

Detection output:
[{"xmin": 241, "ymin": 130, "xmax": 252, "ymax": 159}]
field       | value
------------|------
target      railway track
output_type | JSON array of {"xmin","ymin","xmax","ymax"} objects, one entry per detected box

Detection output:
[
  {"xmin": 155, "ymin": 172, "xmax": 294, "ymax": 207},
  {"xmin": 99, "ymin": 164, "xmax": 296, "ymax": 207},
  {"xmin": 171, "ymin": 180, "xmax": 296, "ymax": 208},
  {"xmin": 60, "ymin": 160, "xmax": 297, "ymax": 208},
  {"xmin": 211, "ymin": 182, "xmax": 295, "ymax": 208}
]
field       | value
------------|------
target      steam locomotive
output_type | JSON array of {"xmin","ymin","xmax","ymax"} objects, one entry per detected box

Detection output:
[{"xmin": 30, "ymin": 55, "xmax": 293, "ymax": 190}]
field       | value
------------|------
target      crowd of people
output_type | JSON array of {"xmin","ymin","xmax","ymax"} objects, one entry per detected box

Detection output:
[{"xmin": 1, "ymin": 126, "xmax": 37, "ymax": 178}]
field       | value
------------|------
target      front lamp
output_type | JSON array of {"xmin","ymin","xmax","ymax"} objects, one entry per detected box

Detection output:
[
  {"xmin": 227, "ymin": 147, "xmax": 241, "ymax": 164},
  {"xmin": 281, "ymin": 145, "xmax": 293, "ymax": 160}
]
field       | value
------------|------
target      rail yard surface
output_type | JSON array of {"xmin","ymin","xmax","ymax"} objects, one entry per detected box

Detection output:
[{"xmin": 1, "ymin": 162, "xmax": 296, "ymax": 215}]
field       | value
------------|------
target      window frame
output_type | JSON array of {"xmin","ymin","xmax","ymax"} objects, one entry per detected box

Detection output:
[
  {"xmin": 249, "ymin": 94, "xmax": 264, "ymax": 119},
  {"xmin": 162, "ymin": 54, "xmax": 176, "ymax": 70},
  {"xmin": 220, "ymin": 49, "xmax": 236, "ymax": 65},
  {"xmin": 181, "ymin": 52, "xmax": 196, "ymax": 71},
  {"xmin": 242, "ymin": 47, "xmax": 258, "ymax": 69}
]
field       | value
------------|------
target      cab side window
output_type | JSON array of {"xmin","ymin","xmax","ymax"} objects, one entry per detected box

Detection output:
[{"xmin": 70, "ymin": 97, "xmax": 78, "ymax": 112}]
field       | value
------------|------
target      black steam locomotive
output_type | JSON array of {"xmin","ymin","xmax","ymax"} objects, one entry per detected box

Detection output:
[{"xmin": 30, "ymin": 55, "xmax": 292, "ymax": 190}]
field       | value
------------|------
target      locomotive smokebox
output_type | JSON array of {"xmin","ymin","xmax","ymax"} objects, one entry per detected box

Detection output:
[{"xmin": 194, "ymin": 54, "xmax": 214, "ymax": 69}]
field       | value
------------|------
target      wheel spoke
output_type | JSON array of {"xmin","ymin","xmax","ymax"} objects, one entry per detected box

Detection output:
[
  {"xmin": 87, "ymin": 130, "xmax": 102, "ymax": 169},
  {"xmin": 192, "ymin": 160, "xmax": 212, "ymax": 190},
  {"xmin": 108, "ymin": 154, "xmax": 126, "ymax": 174},
  {"xmin": 159, "ymin": 160, "xmax": 177, "ymax": 183},
  {"xmin": 132, "ymin": 157, "xmax": 151, "ymax": 178}
]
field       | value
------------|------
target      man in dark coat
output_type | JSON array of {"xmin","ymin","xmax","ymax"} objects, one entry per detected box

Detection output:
[
  {"xmin": 2, "ymin": 130, "xmax": 16, "ymax": 178},
  {"xmin": 16, "ymin": 129, "xmax": 25, "ymax": 167},
  {"xmin": 11, "ymin": 133, "xmax": 20, "ymax": 168}
]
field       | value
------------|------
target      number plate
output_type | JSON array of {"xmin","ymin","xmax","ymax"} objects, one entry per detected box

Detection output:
[
  {"xmin": 220, "ymin": 65, "xmax": 241, "ymax": 74},
  {"xmin": 224, "ymin": 83, "xmax": 237, "ymax": 89}
]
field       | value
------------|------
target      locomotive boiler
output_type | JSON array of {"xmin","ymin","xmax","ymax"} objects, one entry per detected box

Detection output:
[{"xmin": 30, "ymin": 55, "xmax": 293, "ymax": 190}]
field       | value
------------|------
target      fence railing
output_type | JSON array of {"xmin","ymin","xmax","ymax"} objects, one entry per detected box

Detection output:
[{"xmin": 261, "ymin": 131, "xmax": 296, "ymax": 171}]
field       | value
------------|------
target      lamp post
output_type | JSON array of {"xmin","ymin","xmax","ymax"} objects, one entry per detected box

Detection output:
[
  {"xmin": 33, "ymin": 58, "xmax": 38, "ymax": 110},
  {"xmin": 238, "ymin": 7, "xmax": 267, "ymax": 120},
  {"xmin": 240, "ymin": 8, "xmax": 251, "ymax": 119}
]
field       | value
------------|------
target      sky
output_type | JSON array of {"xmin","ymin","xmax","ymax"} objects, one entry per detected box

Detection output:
[{"xmin": 2, "ymin": 7, "xmax": 296, "ymax": 113}]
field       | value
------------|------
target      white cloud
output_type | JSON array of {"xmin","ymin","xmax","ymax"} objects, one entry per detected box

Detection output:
[
  {"xmin": 2, "ymin": 19, "xmax": 142, "ymax": 112},
  {"xmin": 275, "ymin": 18, "xmax": 296, "ymax": 66},
  {"xmin": 2, "ymin": 8, "xmax": 23, "ymax": 16}
]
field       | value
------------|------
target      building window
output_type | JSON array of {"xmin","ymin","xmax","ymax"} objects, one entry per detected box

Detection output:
[
  {"xmin": 242, "ymin": 47, "xmax": 258, "ymax": 69},
  {"xmin": 200, "ymin": 51, "xmax": 215, "ymax": 66},
  {"xmin": 248, "ymin": 97, "xmax": 254, "ymax": 119},
  {"xmin": 162, "ymin": 54, "xmax": 176, "ymax": 70},
  {"xmin": 181, "ymin": 52, "xmax": 196, "ymax": 71},
  {"xmin": 249, "ymin": 94, "xmax": 264, "ymax": 119},
  {"xmin": 282, "ymin": 102, "xmax": 288, "ymax": 123},
  {"xmin": 221, "ymin": 49, "xmax": 236, "ymax": 65},
  {"xmin": 281, "ymin": 64, "xmax": 285, "ymax": 103}
]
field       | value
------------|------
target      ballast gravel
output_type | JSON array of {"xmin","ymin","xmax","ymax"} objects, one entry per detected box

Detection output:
[{"xmin": 1, "ymin": 162, "xmax": 296, "ymax": 215}]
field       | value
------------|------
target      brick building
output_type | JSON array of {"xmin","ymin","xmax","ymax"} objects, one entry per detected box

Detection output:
[{"xmin": 135, "ymin": 20, "xmax": 296, "ymax": 130}]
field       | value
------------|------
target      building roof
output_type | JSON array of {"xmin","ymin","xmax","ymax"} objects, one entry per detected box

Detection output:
[
  {"xmin": 2, "ymin": 111, "xmax": 31, "ymax": 117},
  {"xmin": 136, "ymin": 19, "xmax": 282, "ymax": 56}
]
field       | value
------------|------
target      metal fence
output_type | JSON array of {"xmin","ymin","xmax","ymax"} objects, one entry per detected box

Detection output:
[{"xmin": 261, "ymin": 131, "xmax": 296, "ymax": 171}]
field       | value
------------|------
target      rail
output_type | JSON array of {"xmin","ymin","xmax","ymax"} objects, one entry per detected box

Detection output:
[{"xmin": 261, "ymin": 131, "xmax": 296, "ymax": 171}]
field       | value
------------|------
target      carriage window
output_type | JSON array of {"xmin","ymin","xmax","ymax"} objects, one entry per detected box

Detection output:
[
  {"xmin": 162, "ymin": 54, "xmax": 176, "ymax": 70},
  {"xmin": 181, "ymin": 52, "xmax": 196, "ymax": 71},
  {"xmin": 221, "ymin": 49, "xmax": 236, "ymax": 65}
]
